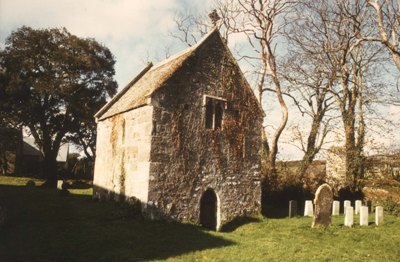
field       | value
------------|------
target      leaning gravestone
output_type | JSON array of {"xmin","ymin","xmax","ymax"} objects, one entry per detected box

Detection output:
[
  {"xmin": 312, "ymin": 183, "xmax": 333, "ymax": 228},
  {"xmin": 289, "ymin": 200, "xmax": 298, "ymax": 218}
]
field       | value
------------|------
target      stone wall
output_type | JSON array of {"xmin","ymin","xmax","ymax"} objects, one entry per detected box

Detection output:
[
  {"xmin": 145, "ymin": 31, "xmax": 263, "ymax": 227},
  {"xmin": 93, "ymin": 30, "xmax": 263, "ymax": 229},
  {"xmin": 93, "ymin": 105, "xmax": 153, "ymax": 204}
]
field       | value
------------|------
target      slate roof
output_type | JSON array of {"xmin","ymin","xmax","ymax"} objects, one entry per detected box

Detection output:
[
  {"xmin": 95, "ymin": 27, "xmax": 264, "ymax": 121},
  {"xmin": 95, "ymin": 28, "xmax": 219, "ymax": 121}
]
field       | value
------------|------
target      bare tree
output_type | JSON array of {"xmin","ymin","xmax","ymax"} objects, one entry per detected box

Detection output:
[
  {"xmin": 279, "ymin": 50, "xmax": 337, "ymax": 180},
  {"xmin": 171, "ymin": 1, "xmax": 294, "ymax": 175},
  {"xmin": 290, "ymin": 0, "xmax": 387, "ymax": 191},
  {"xmin": 367, "ymin": 0, "xmax": 400, "ymax": 71}
]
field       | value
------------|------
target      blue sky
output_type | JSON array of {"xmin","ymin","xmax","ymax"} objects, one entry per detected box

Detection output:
[{"xmin": 0, "ymin": 0, "xmax": 209, "ymax": 88}]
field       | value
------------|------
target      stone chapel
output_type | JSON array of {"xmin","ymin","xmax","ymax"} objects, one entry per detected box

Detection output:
[{"xmin": 93, "ymin": 28, "xmax": 264, "ymax": 230}]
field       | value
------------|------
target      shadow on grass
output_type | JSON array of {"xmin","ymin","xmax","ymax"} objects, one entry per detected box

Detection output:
[
  {"xmin": 69, "ymin": 180, "xmax": 92, "ymax": 189},
  {"xmin": 220, "ymin": 216, "xmax": 262, "ymax": 232},
  {"xmin": 0, "ymin": 184, "xmax": 234, "ymax": 262},
  {"xmin": 262, "ymin": 204, "xmax": 288, "ymax": 219}
]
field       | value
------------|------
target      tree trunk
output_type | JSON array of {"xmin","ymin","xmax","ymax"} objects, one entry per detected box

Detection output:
[
  {"xmin": 297, "ymin": 113, "xmax": 323, "ymax": 180},
  {"xmin": 41, "ymin": 154, "xmax": 58, "ymax": 188},
  {"xmin": 40, "ymin": 135, "xmax": 59, "ymax": 188},
  {"xmin": 343, "ymin": 113, "xmax": 361, "ymax": 192}
]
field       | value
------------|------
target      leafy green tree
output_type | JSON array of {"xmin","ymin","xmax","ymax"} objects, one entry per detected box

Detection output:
[{"xmin": 0, "ymin": 26, "xmax": 117, "ymax": 187}]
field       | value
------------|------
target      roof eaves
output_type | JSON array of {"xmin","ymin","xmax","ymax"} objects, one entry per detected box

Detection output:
[{"xmin": 94, "ymin": 62, "xmax": 153, "ymax": 120}]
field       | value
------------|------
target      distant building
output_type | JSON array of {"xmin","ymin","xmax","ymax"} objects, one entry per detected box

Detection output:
[
  {"xmin": 93, "ymin": 28, "xmax": 264, "ymax": 230},
  {"xmin": 21, "ymin": 137, "xmax": 69, "ymax": 176},
  {"xmin": 0, "ymin": 127, "xmax": 22, "ymax": 175},
  {"xmin": 0, "ymin": 127, "xmax": 69, "ymax": 177}
]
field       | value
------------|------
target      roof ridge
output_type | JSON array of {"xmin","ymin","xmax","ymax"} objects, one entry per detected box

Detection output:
[
  {"xmin": 95, "ymin": 27, "xmax": 223, "ymax": 121},
  {"xmin": 149, "ymin": 27, "xmax": 219, "ymax": 72},
  {"xmin": 94, "ymin": 62, "xmax": 153, "ymax": 119}
]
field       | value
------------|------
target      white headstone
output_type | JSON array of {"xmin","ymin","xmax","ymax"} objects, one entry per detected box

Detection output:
[
  {"xmin": 355, "ymin": 200, "xmax": 362, "ymax": 215},
  {"xmin": 344, "ymin": 200, "xmax": 351, "ymax": 214},
  {"xmin": 375, "ymin": 206, "xmax": 384, "ymax": 226},
  {"xmin": 332, "ymin": 200, "xmax": 340, "ymax": 216},
  {"xmin": 360, "ymin": 206, "xmax": 369, "ymax": 226},
  {"xmin": 344, "ymin": 206, "xmax": 354, "ymax": 227},
  {"xmin": 304, "ymin": 200, "xmax": 314, "ymax": 217},
  {"xmin": 57, "ymin": 180, "xmax": 63, "ymax": 190}
]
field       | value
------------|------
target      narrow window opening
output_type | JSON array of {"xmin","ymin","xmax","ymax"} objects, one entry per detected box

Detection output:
[
  {"xmin": 204, "ymin": 96, "xmax": 226, "ymax": 130},
  {"xmin": 214, "ymin": 101, "xmax": 223, "ymax": 129},
  {"xmin": 205, "ymin": 99, "xmax": 214, "ymax": 129}
]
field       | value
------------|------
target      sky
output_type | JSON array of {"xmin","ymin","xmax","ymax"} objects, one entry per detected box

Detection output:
[
  {"xmin": 1, "ymin": 0, "xmax": 399, "ymax": 160},
  {"xmin": 0, "ymin": 0, "xmax": 208, "ymax": 87}
]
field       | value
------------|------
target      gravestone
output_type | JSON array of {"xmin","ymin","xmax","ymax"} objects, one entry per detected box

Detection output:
[
  {"xmin": 375, "ymin": 206, "xmax": 384, "ymax": 226},
  {"xmin": 304, "ymin": 200, "xmax": 314, "ymax": 217},
  {"xmin": 344, "ymin": 200, "xmax": 351, "ymax": 214},
  {"xmin": 360, "ymin": 206, "xmax": 369, "ymax": 226},
  {"xmin": 332, "ymin": 200, "xmax": 340, "ymax": 216},
  {"xmin": 312, "ymin": 184, "xmax": 333, "ymax": 228},
  {"xmin": 344, "ymin": 206, "xmax": 354, "ymax": 227},
  {"xmin": 355, "ymin": 200, "xmax": 362, "ymax": 215},
  {"xmin": 57, "ymin": 180, "xmax": 64, "ymax": 190},
  {"xmin": 289, "ymin": 200, "xmax": 298, "ymax": 218}
]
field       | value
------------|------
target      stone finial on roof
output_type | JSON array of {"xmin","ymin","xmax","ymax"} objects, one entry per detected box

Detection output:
[{"xmin": 209, "ymin": 9, "xmax": 220, "ymax": 27}]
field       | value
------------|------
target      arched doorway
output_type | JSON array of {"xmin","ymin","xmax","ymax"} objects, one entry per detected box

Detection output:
[{"xmin": 200, "ymin": 188, "xmax": 218, "ymax": 230}]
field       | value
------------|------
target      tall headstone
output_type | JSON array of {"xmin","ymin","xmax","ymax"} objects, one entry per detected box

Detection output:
[
  {"xmin": 355, "ymin": 200, "xmax": 362, "ymax": 215},
  {"xmin": 344, "ymin": 206, "xmax": 354, "ymax": 227},
  {"xmin": 312, "ymin": 184, "xmax": 333, "ymax": 228},
  {"xmin": 360, "ymin": 206, "xmax": 369, "ymax": 226},
  {"xmin": 344, "ymin": 200, "xmax": 351, "ymax": 214},
  {"xmin": 332, "ymin": 200, "xmax": 340, "ymax": 216},
  {"xmin": 304, "ymin": 200, "xmax": 314, "ymax": 217},
  {"xmin": 289, "ymin": 200, "xmax": 298, "ymax": 218},
  {"xmin": 375, "ymin": 206, "xmax": 384, "ymax": 226}
]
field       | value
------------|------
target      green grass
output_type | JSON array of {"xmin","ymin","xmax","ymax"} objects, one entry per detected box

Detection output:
[{"xmin": 1, "ymin": 176, "xmax": 400, "ymax": 262}]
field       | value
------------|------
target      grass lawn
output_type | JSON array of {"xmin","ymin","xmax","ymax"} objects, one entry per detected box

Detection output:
[{"xmin": 1, "ymin": 176, "xmax": 400, "ymax": 262}]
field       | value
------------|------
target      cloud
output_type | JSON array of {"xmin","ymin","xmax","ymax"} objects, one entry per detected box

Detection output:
[{"xmin": 0, "ymin": 0, "xmax": 190, "ymax": 86}]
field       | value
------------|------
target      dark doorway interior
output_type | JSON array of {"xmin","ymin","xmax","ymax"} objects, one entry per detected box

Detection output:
[{"xmin": 200, "ymin": 188, "xmax": 217, "ymax": 230}]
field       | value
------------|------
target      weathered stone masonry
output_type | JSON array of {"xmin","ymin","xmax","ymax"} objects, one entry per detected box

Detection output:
[{"xmin": 93, "ymin": 28, "xmax": 263, "ymax": 229}]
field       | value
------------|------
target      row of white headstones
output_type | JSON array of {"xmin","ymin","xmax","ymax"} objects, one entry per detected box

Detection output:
[{"xmin": 304, "ymin": 200, "xmax": 384, "ymax": 227}]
